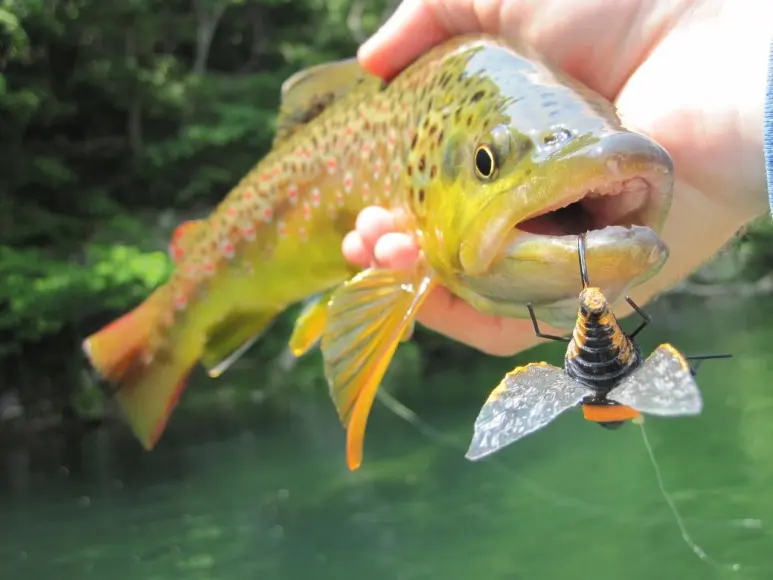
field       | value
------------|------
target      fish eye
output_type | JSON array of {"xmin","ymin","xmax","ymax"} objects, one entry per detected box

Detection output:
[{"xmin": 473, "ymin": 145, "xmax": 497, "ymax": 180}]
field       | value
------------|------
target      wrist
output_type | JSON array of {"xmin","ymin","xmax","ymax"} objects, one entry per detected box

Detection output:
[{"xmin": 720, "ymin": 2, "xmax": 773, "ymax": 210}]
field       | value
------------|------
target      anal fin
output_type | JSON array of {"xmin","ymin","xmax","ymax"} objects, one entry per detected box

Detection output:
[
  {"xmin": 288, "ymin": 288, "xmax": 336, "ymax": 357},
  {"xmin": 202, "ymin": 310, "xmax": 280, "ymax": 378},
  {"xmin": 321, "ymin": 267, "xmax": 435, "ymax": 471}
]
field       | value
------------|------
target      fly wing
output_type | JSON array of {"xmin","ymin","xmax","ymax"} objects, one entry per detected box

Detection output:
[
  {"xmin": 611, "ymin": 344, "xmax": 703, "ymax": 417},
  {"xmin": 465, "ymin": 363, "xmax": 587, "ymax": 461}
]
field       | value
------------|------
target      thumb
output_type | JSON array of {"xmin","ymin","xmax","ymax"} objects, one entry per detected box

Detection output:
[{"xmin": 358, "ymin": 0, "xmax": 451, "ymax": 79}]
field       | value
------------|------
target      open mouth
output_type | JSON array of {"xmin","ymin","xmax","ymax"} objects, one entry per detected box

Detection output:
[{"xmin": 515, "ymin": 175, "xmax": 657, "ymax": 237}]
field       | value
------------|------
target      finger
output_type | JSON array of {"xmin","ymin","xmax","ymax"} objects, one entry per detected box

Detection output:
[
  {"xmin": 354, "ymin": 206, "xmax": 397, "ymax": 253},
  {"xmin": 342, "ymin": 230, "xmax": 371, "ymax": 268},
  {"xmin": 373, "ymin": 232, "xmax": 420, "ymax": 270},
  {"xmin": 358, "ymin": 0, "xmax": 450, "ymax": 79}
]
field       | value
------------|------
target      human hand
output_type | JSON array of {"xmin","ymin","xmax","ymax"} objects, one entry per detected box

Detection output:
[{"xmin": 344, "ymin": 0, "xmax": 773, "ymax": 356}]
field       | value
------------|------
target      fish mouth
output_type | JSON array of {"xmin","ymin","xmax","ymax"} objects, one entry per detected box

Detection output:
[
  {"xmin": 515, "ymin": 131, "xmax": 673, "ymax": 241},
  {"xmin": 514, "ymin": 173, "xmax": 668, "ymax": 238}
]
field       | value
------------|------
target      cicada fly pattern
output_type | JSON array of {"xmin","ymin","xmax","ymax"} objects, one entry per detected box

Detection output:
[{"xmin": 466, "ymin": 233, "xmax": 732, "ymax": 461}]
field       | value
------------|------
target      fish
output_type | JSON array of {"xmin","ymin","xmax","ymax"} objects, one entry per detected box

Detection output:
[
  {"xmin": 465, "ymin": 234, "xmax": 733, "ymax": 461},
  {"xmin": 82, "ymin": 33, "xmax": 676, "ymax": 470}
]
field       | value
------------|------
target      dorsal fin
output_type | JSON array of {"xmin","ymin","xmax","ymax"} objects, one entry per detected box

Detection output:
[
  {"xmin": 168, "ymin": 220, "xmax": 205, "ymax": 263},
  {"xmin": 273, "ymin": 58, "xmax": 384, "ymax": 146}
]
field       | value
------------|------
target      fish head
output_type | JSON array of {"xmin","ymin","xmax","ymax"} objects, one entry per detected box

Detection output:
[{"xmin": 402, "ymin": 36, "xmax": 673, "ymax": 328}]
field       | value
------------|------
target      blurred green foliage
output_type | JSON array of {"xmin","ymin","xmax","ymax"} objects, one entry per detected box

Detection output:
[
  {"xmin": 0, "ymin": 0, "xmax": 768, "ymax": 423},
  {"xmin": 0, "ymin": 0, "xmax": 397, "ymax": 418}
]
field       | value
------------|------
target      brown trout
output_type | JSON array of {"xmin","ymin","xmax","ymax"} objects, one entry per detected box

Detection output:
[{"xmin": 83, "ymin": 34, "xmax": 674, "ymax": 471}]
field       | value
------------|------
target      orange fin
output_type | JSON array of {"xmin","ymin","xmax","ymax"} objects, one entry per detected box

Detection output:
[
  {"xmin": 202, "ymin": 310, "xmax": 280, "ymax": 378},
  {"xmin": 169, "ymin": 220, "xmax": 205, "ymax": 263},
  {"xmin": 288, "ymin": 288, "xmax": 336, "ymax": 357},
  {"xmin": 82, "ymin": 289, "xmax": 196, "ymax": 449},
  {"xmin": 321, "ymin": 267, "xmax": 435, "ymax": 471}
]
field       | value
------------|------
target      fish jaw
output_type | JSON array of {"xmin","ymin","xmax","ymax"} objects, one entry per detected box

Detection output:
[
  {"xmin": 457, "ymin": 129, "xmax": 674, "ymax": 278},
  {"xmin": 454, "ymin": 225, "xmax": 669, "ymax": 330}
]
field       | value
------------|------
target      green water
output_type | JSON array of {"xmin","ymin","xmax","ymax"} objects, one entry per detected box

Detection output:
[{"xmin": 2, "ymin": 294, "xmax": 772, "ymax": 580}]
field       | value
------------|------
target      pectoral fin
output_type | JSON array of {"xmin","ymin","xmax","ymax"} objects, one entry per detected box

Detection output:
[
  {"xmin": 321, "ymin": 267, "xmax": 435, "ymax": 471},
  {"xmin": 288, "ymin": 288, "xmax": 336, "ymax": 357}
]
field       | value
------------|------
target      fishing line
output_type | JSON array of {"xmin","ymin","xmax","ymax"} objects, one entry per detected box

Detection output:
[
  {"xmin": 635, "ymin": 418, "xmax": 744, "ymax": 572},
  {"xmin": 375, "ymin": 390, "xmax": 764, "ymax": 570}
]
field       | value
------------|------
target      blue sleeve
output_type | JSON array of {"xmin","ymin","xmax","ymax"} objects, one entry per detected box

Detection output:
[{"xmin": 766, "ymin": 39, "xmax": 773, "ymax": 212}]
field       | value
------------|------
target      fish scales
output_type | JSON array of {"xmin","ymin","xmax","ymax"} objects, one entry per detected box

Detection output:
[{"xmin": 82, "ymin": 34, "xmax": 676, "ymax": 466}]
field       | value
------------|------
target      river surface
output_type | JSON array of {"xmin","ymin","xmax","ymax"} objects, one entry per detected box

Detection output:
[{"xmin": 1, "ymin": 294, "xmax": 772, "ymax": 580}]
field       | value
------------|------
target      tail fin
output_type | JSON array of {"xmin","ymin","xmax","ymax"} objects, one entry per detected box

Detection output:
[{"xmin": 83, "ymin": 289, "xmax": 195, "ymax": 450}]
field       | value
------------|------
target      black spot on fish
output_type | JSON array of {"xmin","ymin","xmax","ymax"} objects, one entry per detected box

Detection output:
[
  {"xmin": 418, "ymin": 155, "xmax": 426, "ymax": 172},
  {"xmin": 470, "ymin": 91, "xmax": 485, "ymax": 103},
  {"xmin": 418, "ymin": 189, "xmax": 425, "ymax": 203}
]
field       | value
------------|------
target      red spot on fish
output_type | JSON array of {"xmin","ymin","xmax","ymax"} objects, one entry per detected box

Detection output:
[
  {"xmin": 326, "ymin": 158, "xmax": 337, "ymax": 174},
  {"xmin": 374, "ymin": 160, "xmax": 383, "ymax": 178},
  {"xmin": 288, "ymin": 184, "xmax": 299, "ymax": 204},
  {"xmin": 311, "ymin": 188, "xmax": 321, "ymax": 207},
  {"xmin": 243, "ymin": 189, "xmax": 254, "ymax": 201},
  {"xmin": 273, "ymin": 166, "xmax": 280, "ymax": 176},
  {"xmin": 174, "ymin": 293, "xmax": 188, "ymax": 311},
  {"xmin": 260, "ymin": 173, "xmax": 271, "ymax": 182},
  {"xmin": 343, "ymin": 172, "xmax": 353, "ymax": 192},
  {"xmin": 203, "ymin": 261, "xmax": 215, "ymax": 275},
  {"xmin": 263, "ymin": 208, "xmax": 273, "ymax": 223},
  {"xmin": 227, "ymin": 207, "xmax": 237, "ymax": 217},
  {"xmin": 221, "ymin": 241, "xmax": 235, "ymax": 259},
  {"xmin": 170, "ymin": 246, "xmax": 184, "ymax": 263},
  {"xmin": 169, "ymin": 221, "xmax": 199, "ymax": 263},
  {"xmin": 302, "ymin": 202, "xmax": 312, "ymax": 220},
  {"xmin": 345, "ymin": 126, "xmax": 353, "ymax": 135}
]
